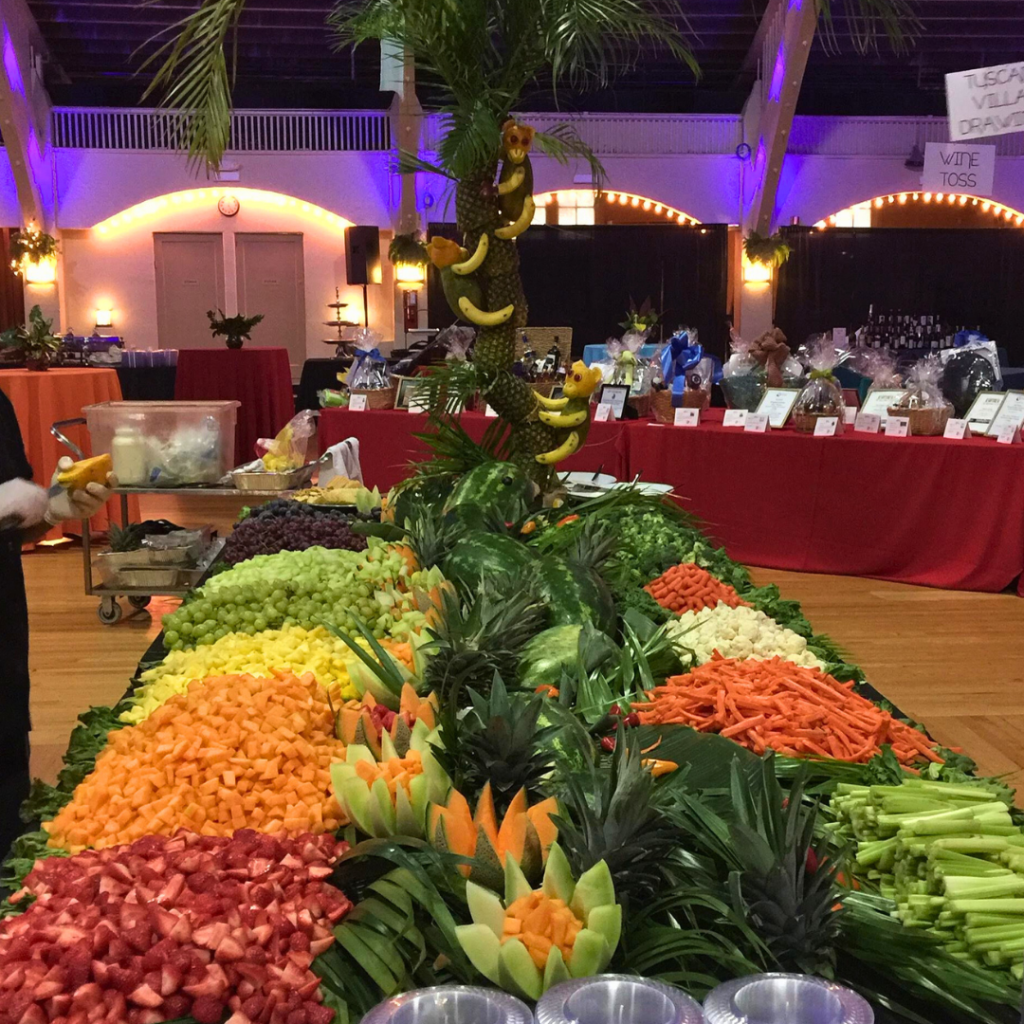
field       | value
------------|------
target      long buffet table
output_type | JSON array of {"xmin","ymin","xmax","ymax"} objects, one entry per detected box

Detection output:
[{"xmin": 321, "ymin": 406, "xmax": 1024, "ymax": 596}]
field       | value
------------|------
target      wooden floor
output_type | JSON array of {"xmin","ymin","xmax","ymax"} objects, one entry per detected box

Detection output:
[{"xmin": 21, "ymin": 531, "xmax": 1024, "ymax": 793}]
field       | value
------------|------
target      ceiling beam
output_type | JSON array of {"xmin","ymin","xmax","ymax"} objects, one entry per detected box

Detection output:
[{"xmin": 743, "ymin": 0, "xmax": 818, "ymax": 235}]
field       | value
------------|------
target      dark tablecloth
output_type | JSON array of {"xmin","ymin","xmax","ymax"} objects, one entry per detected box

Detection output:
[
  {"xmin": 626, "ymin": 410, "xmax": 1024, "ymax": 595},
  {"xmin": 319, "ymin": 408, "xmax": 629, "ymax": 491},
  {"xmin": 116, "ymin": 365, "xmax": 177, "ymax": 401},
  {"xmin": 296, "ymin": 358, "xmax": 351, "ymax": 412},
  {"xmin": 174, "ymin": 348, "xmax": 295, "ymax": 466}
]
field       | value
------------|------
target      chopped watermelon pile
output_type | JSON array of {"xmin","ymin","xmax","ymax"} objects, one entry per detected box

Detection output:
[{"xmin": 2, "ymin": 830, "xmax": 351, "ymax": 1024}]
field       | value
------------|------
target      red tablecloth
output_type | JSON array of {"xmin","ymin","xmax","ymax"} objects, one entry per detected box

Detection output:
[
  {"xmin": 0, "ymin": 367, "xmax": 138, "ymax": 541},
  {"xmin": 174, "ymin": 348, "xmax": 295, "ymax": 466},
  {"xmin": 626, "ymin": 413, "xmax": 1024, "ymax": 595},
  {"xmin": 319, "ymin": 409, "xmax": 629, "ymax": 492}
]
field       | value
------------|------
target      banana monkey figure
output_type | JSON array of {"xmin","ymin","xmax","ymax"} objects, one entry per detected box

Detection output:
[
  {"xmin": 535, "ymin": 361, "xmax": 605, "ymax": 465},
  {"xmin": 495, "ymin": 120, "xmax": 536, "ymax": 239}
]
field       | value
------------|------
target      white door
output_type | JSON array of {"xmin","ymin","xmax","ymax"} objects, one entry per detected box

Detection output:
[
  {"xmin": 235, "ymin": 233, "xmax": 306, "ymax": 372},
  {"xmin": 153, "ymin": 233, "xmax": 225, "ymax": 349}
]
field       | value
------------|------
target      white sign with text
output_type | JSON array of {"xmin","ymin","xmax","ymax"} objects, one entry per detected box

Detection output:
[
  {"xmin": 885, "ymin": 416, "xmax": 911, "ymax": 438},
  {"xmin": 348, "ymin": 394, "xmax": 368, "ymax": 412},
  {"xmin": 946, "ymin": 61, "xmax": 1024, "ymax": 141},
  {"xmin": 594, "ymin": 403, "xmax": 613, "ymax": 423},
  {"xmin": 922, "ymin": 142, "xmax": 996, "ymax": 196},
  {"xmin": 813, "ymin": 417, "xmax": 839, "ymax": 437},
  {"xmin": 744, "ymin": 413, "xmax": 770, "ymax": 433},
  {"xmin": 943, "ymin": 418, "xmax": 969, "ymax": 440},
  {"xmin": 722, "ymin": 409, "xmax": 748, "ymax": 428},
  {"xmin": 673, "ymin": 407, "xmax": 700, "ymax": 427},
  {"xmin": 484, "ymin": 405, "xmax": 498, "ymax": 418},
  {"xmin": 854, "ymin": 413, "xmax": 881, "ymax": 434}
]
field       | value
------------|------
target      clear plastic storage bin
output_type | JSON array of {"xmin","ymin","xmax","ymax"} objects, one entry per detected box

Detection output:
[{"xmin": 83, "ymin": 401, "xmax": 239, "ymax": 486}]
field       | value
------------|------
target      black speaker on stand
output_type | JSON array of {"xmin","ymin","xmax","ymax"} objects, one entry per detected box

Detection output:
[{"xmin": 345, "ymin": 226, "xmax": 381, "ymax": 327}]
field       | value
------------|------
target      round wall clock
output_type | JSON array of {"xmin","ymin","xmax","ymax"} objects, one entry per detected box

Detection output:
[{"xmin": 218, "ymin": 194, "xmax": 240, "ymax": 217}]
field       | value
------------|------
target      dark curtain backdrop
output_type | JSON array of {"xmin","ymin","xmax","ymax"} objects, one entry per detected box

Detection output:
[
  {"xmin": 776, "ymin": 227, "xmax": 1024, "ymax": 364},
  {"xmin": 0, "ymin": 229, "xmax": 25, "ymax": 333},
  {"xmin": 427, "ymin": 224, "xmax": 730, "ymax": 361}
]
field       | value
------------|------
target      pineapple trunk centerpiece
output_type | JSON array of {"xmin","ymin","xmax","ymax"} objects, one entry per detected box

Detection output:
[{"xmin": 429, "ymin": 125, "xmax": 562, "ymax": 483}]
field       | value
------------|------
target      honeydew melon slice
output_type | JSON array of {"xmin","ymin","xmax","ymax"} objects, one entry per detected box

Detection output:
[
  {"xmin": 504, "ymin": 853, "xmax": 533, "ymax": 905},
  {"xmin": 455, "ymin": 922, "xmax": 501, "ymax": 984},
  {"xmin": 339, "ymin": 776, "xmax": 374, "ymax": 835},
  {"xmin": 368, "ymin": 777, "xmax": 397, "ymax": 836},
  {"xmin": 466, "ymin": 881, "xmax": 506, "ymax": 939},
  {"xmin": 498, "ymin": 937, "xmax": 543, "ymax": 1001},
  {"xmin": 570, "ymin": 859, "xmax": 615, "ymax": 924},
  {"xmin": 542, "ymin": 843, "xmax": 576, "ymax": 904},
  {"xmin": 394, "ymin": 779, "xmax": 420, "ymax": 837},
  {"xmin": 586, "ymin": 903, "xmax": 622, "ymax": 954},
  {"xmin": 543, "ymin": 944, "xmax": 572, "ymax": 991},
  {"xmin": 568, "ymin": 928, "xmax": 608, "ymax": 979}
]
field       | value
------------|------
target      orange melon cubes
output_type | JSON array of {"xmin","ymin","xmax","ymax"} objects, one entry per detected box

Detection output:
[{"xmin": 44, "ymin": 670, "xmax": 347, "ymax": 851}]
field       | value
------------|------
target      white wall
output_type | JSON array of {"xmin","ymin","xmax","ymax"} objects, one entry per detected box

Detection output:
[
  {"xmin": 60, "ymin": 198, "xmax": 395, "ymax": 369},
  {"xmin": 54, "ymin": 150, "xmax": 394, "ymax": 228}
]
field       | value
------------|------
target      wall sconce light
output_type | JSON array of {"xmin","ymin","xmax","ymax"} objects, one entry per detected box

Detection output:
[
  {"xmin": 394, "ymin": 261, "xmax": 426, "ymax": 289},
  {"xmin": 22, "ymin": 255, "xmax": 57, "ymax": 284},
  {"xmin": 94, "ymin": 308, "xmax": 114, "ymax": 330},
  {"xmin": 742, "ymin": 256, "xmax": 772, "ymax": 284}
]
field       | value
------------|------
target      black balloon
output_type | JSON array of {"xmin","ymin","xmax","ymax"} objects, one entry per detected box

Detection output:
[{"xmin": 940, "ymin": 350, "xmax": 1000, "ymax": 418}]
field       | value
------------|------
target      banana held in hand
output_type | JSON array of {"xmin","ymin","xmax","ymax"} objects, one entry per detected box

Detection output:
[
  {"xmin": 535, "ymin": 431, "xmax": 581, "ymax": 465},
  {"xmin": 535, "ymin": 361, "xmax": 604, "ymax": 465},
  {"xmin": 452, "ymin": 233, "xmax": 489, "ymax": 276},
  {"xmin": 495, "ymin": 196, "xmax": 536, "ymax": 240},
  {"xmin": 497, "ymin": 167, "xmax": 526, "ymax": 196}
]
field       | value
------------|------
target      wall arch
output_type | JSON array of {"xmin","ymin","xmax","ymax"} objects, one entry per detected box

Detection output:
[
  {"xmin": 533, "ymin": 188, "xmax": 701, "ymax": 226},
  {"xmin": 813, "ymin": 190, "xmax": 1024, "ymax": 229}
]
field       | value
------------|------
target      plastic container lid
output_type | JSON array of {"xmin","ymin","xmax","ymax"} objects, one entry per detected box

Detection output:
[
  {"xmin": 359, "ymin": 986, "xmax": 533, "ymax": 1024},
  {"xmin": 703, "ymin": 974, "xmax": 873, "ymax": 1024},
  {"xmin": 535, "ymin": 975, "xmax": 704, "ymax": 1024}
]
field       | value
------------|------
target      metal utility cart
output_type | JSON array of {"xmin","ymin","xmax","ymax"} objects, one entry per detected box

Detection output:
[{"xmin": 52, "ymin": 417, "xmax": 291, "ymax": 624}]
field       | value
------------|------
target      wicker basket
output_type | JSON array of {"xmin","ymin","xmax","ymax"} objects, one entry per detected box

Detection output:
[
  {"xmin": 628, "ymin": 392, "xmax": 653, "ymax": 418},
  {"xmin": 517, "ymin": 328, "xmax": 573, "ymax": 366},
  {"xmin": 351, "ymin": 385, "xmax": 399, "ymax": 410},
  {"xmin": 888, "ymin": 404, "xmax": 951, "ymax": 437},
  {"xmin": 652, "ymin": 389, "xmax": 675, "ymax": 424}
]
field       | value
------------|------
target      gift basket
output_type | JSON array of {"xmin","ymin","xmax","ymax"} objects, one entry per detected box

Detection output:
[
  {"xmin": 750, "ymin": 327, "xmax": 803, "ymax": 389},
  {"xmin": 791, "ymin": 337, "xmax": 845, "ymax": 433},
  {"xmin": 940, "ymin": 333, "xmax": 1002, "ymax": 418},
  {"xmin": 651, "ymin": 328, "xmax": 722, "ymax": 422},
  {"xmin": 345, "ymin": 328, "xmax": 395, "ymax": 408},
  {"xmin": 721, "ymin": 329, "xmax": 768, "ymax": 411},
  {"xmin": 887, "ymin": 356, "xmax": 952, "ymax": 436},
  {"xmin": 605, "ymin": 330, "xmax": 655, "ymax": 416},
  {"xmin": 860, "ymin": 347, "xmax": 903, "ymax": 399}
]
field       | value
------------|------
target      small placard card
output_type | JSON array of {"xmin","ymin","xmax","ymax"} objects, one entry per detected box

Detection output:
[
  {"xmin": 854, "ymin": 412, "xmax": 881, "ymax": 434},
  {"xmin": 965, "ymin": 391, "xmax": 1007, "ymax": 432},
  {"xmin": 673, "ymin": 407, "xmax": 700, "ymax": 427},
  {"xmin": 843, "ymin": 406, "xmax": 858, "ymax": 425},
  {"xmin": 859, "ymin": 389, "xmax": 906, "ymax": 420},
  {"xmin": 884, "ymin": 416, "xmax": 910, "ymax": 438},
  {"xmin": 995, "ymin": 423, "xmax": 1021, "ymax": 445},
  {"xmin": 943, "ymin": 418, "xmax": 969, "ymax": 439},
  {"xmin": 598, "ymin": 384, "xmax": 629, "ymax": 419},
  {"xmin": 594, "ymin": 402, "xmax": 613, "ymax": 423},
  {"xmin": 722, "ymin": 409, "xmax": 748, "ymax": 428},
  {"xmin": 755, "ymin": 388, "xmax": 800, "ymax": 429},
  {"xmin": 813, "ymin": 417, "xmax": 839, "ymax": 437},
  {"xmin": 744, "ymin": 412, "xmax": 770, "ymax": 433},
  {"xmin": 484, "ymin": 404, "xmax": 499, "ymax": 418},
  {"xmin": 987, "ymin": 390, "xmax": 1024, "ymax": 438},
  {"xmin": 348, "ymin": 394, "xmax": 368, "ymax": 412}
]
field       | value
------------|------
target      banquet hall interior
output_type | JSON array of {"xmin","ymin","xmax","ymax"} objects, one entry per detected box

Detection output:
[{"xmin": 2, "ymin": 0, "xmax": 1024, "ymax": 1020}]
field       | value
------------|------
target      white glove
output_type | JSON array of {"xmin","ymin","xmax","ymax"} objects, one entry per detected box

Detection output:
[
  {"xmin": 44, "ymin": 456, "xmax": 118, "ymax": 525},
  {"xmin": 0, "ymin": 478, "xmax": 50, "ymax": 529}
]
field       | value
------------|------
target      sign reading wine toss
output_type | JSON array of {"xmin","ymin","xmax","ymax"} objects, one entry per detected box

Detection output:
[
  {"xmin": 946, "ymin": 61, "xmax": 1024, "ymax": 141},
  {"xmin": 921, "ymin": 142, "xmax": 995, "ymax": 196}
]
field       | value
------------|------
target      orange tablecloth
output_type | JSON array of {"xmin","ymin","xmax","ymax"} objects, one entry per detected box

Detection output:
[{"xmin": 0, "ymin": 367, "xmax": 137, "ymax": 540}]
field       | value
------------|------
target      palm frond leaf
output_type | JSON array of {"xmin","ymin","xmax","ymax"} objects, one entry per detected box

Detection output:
[
  {"xmin": 139, "ymin": 0, "xmax": 248, "ymax": 170},
  {"xmin": 816, "ymin": 0, "xmax": 919, "ymax": 55}
]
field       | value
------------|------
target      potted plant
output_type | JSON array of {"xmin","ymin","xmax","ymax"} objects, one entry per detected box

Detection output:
[
  {"xmin": 206, "ymin": 308, "xmax": 265, "ymax": 350},
  {"xmin": 744, "ymin": 230, "xmax": 792, "ymax": 269},
  {"xmin": 0, "ymin": 304, "xmax": 64, "ymax": 371}
]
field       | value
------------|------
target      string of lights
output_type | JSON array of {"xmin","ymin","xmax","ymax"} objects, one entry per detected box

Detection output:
[
  {"xmin": 816, "ymin": 193, "xmax": 1024, "ymax": 229},
  {"xmin": 534, "ymin": 189, "xmax": 700, "ymax": 225}
]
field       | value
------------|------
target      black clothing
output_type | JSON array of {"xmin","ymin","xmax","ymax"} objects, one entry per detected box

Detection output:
[{"xmin": 0, "ymin": 389, "xmax": 33, "ymax": 857}]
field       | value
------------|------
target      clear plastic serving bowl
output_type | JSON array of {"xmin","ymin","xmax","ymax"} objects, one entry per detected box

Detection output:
[
  {"xmin": 535, "ymin": 975, "xmax": 704, "ymax": 1024},
  {"xmin": 360, "ymin": 986, "xmax": 533, "ymax": 1024},
  {"xmin": 83, "ymin": 401, "xmax": 239, "ymax": 487},
  {"xmin": 703, "ymin": 973, "xmax": 873, "ymax": 1024}
]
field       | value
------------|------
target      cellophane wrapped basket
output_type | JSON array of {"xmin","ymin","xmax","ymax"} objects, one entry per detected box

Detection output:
[
  {"xmin": 792, "ymin": 337, "xmax": 845, "ymax": 433},
  {"xmin": 888, "ymin": 356, "xmax": 952, "ymax": 436}
]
